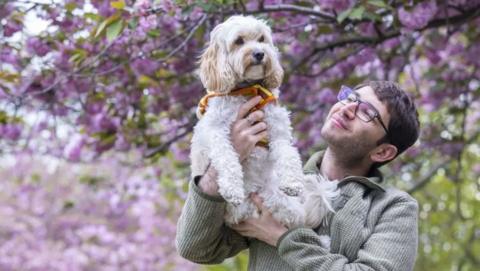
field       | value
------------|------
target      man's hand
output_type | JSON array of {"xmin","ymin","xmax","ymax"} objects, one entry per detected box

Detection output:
[
  {"xmin": 198, "ymin": 164, "xmax": 220, "ymax": 196},
  {"xmin": 231, "ymin": 193, "xmax": 288, "ymax": 247},
  {"xmin": 231, "ymin": 96, "xmax": 268, "ymax": 162}
]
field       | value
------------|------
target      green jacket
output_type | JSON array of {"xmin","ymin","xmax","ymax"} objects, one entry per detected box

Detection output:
[{"xmin": 176, "ymin": 152, "xmax": 419, "ymax": 270}]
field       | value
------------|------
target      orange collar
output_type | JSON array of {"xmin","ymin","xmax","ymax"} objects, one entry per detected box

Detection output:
[
  {"xmin": 197, "ymin": 84, "xmax": 275, "ymax": 148},
  {"xmin": 197, "ymin": 84, "xmax": 277, "ymax": 117}
]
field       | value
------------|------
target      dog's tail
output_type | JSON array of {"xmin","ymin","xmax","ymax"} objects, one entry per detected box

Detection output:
[{"xmin": 303, "ymin": 174, "xmax": 339, "ymax": 228}]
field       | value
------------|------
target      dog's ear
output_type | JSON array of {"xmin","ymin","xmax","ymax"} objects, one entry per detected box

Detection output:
[
  {"xmin": 198, "ymin": 42, "xmax": 219, "ymax": 91},
  {"xmin": 198, "ymin": 33, "xmax": 236, "ymax": 93},
  {"xmin": 264, "ymin": 47, "xmax": 284, "ymax": 90}
]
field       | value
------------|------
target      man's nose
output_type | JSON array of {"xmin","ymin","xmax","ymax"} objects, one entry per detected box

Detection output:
[
  {"xmin": 253, "ymin": 50, "xmax": 264, "ymax": 62},
  {"xmin": 340, "ymin": 102, "xmax": 357, "ymax": 119}
]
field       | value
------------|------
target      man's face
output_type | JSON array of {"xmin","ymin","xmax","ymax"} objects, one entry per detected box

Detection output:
[{"xmin": 321, "ymin": 86, "xmax": 391, "ymax": 159}]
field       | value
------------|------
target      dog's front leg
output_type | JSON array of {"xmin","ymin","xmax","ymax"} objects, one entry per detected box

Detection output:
[
  {"xmin": 264, "ymin": 105, "xmax": 304, "ymax": 197},
  {"xmin": 207, "ymin": 126, "xmax": 246, "ymax": 206}
]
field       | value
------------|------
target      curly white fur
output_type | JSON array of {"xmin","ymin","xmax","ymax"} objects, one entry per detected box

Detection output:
[{"xmin": 190, "ymin": 15, "xmax": 337, "ymax": 231}]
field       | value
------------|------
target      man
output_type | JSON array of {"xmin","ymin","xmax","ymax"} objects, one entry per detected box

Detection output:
[{"xmin": 176, "ymin": 81, "xmax": 420, "ymax": 270}]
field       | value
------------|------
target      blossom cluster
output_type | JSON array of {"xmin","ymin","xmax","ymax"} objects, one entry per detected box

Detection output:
[
  {"xmin": 0, "ymin": 153, "xmax": 197, "ymax": 270},
  {"xmin": 0, "ymin": 0, "xmax": 478, "ymax": 162}
]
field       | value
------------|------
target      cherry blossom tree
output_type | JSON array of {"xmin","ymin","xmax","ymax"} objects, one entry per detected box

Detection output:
[{"xmin": 0, "ymin": 0, "xmax": 479, "ymax": 270}]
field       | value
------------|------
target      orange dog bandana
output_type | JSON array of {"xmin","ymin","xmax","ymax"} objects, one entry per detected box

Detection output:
[{"xmin": 197, "ymin": 84, "xmax": 276, "ymax": 148}]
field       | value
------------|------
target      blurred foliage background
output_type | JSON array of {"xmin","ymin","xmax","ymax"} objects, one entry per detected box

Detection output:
[{"xmin": 0, "ymin": 0, "xmax": 479, "ymax": 270}]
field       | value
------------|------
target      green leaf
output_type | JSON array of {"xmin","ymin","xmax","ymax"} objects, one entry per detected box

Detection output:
[
  {"xmin": 65, "ymin": 2, "xmax": 76, "ymax": 12},
  {"xmin": 0, "ymin": 71, "xmax": 19, "ymax": 83},
  {"xmin": 111, "ymin": 0, "xmax": 125, "ymax": 9},
  {"xmin": 94, "ymin": 14, "xmax": 120, "ymax": 39},
  {"xmin": 337, "ymin": 8, "xmax": 352, "ymax": 23},
  {"xmin": 79, "ymin": 175, "xmax": 105, "ymax": 186},
  {"xmin": 156, "ymin": 68, "xmax": 173, "ymax": 78},
  {"xmin": 147, "ymin": 29, "xmax": 161, "ymax": 38},
  {"xmin": 0, "ymin": 111, "xmax": 7, "ymax": 123},
  {"xmin": 138, "ymin": 75, "xmax": 159, "ymax": 87},
  {"xmin": 100, "ymin": 133, "xmax": 117, "ymax": 147},
  {"xmin": 106, "ymin": 19, "xmax": 123, "ymax": 42},
  {"xmin": 95, "ymin": 19, "xmax": 110, "ymax": 38},
  {"xmin": 69, "ymin": 53, "xmax": 82, "ymax": 64},
  {"xmin": 196, "ymin": 2, "xmax": 214, "ymax": 12},
  {"xmin": 317, "ymin": 25, "xmax": 333, "ymax": 34},
  {"xmin": 181, "ymin": 4, "xmax": 195, "ymax": 15},
  {"xmin": 363, "ymin": 10, "xmax": 382, "ymax": 22},
  {"xmin": 68, "ymin": 49, "xmax": 87, "ymax": 65},
  {"xmin": 349, "ymin": 6, "xmax": 365, "ymax": 20},
  {"xmin": 368, "ymin": 0, "xmax": 389, "ymax": 8},
  {"xmin": 63, "ymin": 201, "xmax": 75, "ymax": 210},
  {"xmin": 84, "ymin": 12, "xmax": 100, "ymax": 22}
]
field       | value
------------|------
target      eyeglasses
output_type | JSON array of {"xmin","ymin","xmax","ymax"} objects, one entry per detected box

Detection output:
[{"xmin": 337, "ymin": 85, "xmax": 389, "ymax": 137}]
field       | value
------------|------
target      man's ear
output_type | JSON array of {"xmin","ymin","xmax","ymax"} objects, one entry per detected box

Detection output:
[{"xmin": 370, "ymin": 143, "xmax": 398, "ymax": 164}]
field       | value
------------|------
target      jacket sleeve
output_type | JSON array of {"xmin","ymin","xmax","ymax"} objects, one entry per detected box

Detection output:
[
  {"xmin": 175, "ymin": 177, "xmax": 249, "ymax": 264},
  {"xmin": 277, "ymin": 198, "xmax": 418, "ymax": 271}
]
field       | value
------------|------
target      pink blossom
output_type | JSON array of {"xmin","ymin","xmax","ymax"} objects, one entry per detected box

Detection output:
[
  {"xmin": 425, "ymin": 49, "xmax": 442, "ymax": 65},
  {"xmin": 3, "ymin": 19, "xmax": 22, "ymax": 37},
  {"xmin": 0, "ymin": 2, "xmax": 14, "ymax": 19},
  {"xmin": 319, "ymin": 0, "xmax": 353, "ymax": 12},
  {"xmin": 0, "ymin": 123, "xmax": 22, "ymax": 140},
  {"xmin": 0, "ymin": 47, "xmax": 20, "ymax": 67},
  {"xmin": 398, "ymin": 1, "xmax": 438, "ymax": 30},
  {"xmin": 26, "ymin": 37, "xmax": 51, "ymax": 57},
  {"xmin": 131, "ymin": 58, "xmax": 159, "ymax": 76},
  {"xmin": 64, "ymin": 134, "xmax": 85, "ymax": 161},
  {"xmin": 382, "ymin": 38, "xmax": 401, "ymax": 50},
  {"xmin": 114, "ymin": 134, "xmax": 131, "ymax": 151},
  {"xmin": 90, "ymin": 113, "xmax": 119, "ymax": 133}
]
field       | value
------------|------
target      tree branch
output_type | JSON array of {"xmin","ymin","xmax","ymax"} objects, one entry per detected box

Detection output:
[
  {"xmin": 223, "ymin": 4, "xmax": 335, "ymax": 21},
  {"xmin": 85, "ymin": 14, "xmax": 208, "ymax": 78},
  {"xmin": 299, "ymin": 4, "xmax": 480, "ymax": 68},
  {"xmin": 408, "ymin": 159, "xmax": 450, "ymax": 194},
  {"xmin": 299, "ymin": 46, "xmax": 365, "ymax": 77},
  {"xmin": 143, "ymin": 117, "xmax": 195, "ymax": 158}
]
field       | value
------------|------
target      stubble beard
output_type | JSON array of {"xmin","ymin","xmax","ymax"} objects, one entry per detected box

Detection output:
[{"xmin": 321, "ymin": 127, "xmax": 374, "ymax": 168}]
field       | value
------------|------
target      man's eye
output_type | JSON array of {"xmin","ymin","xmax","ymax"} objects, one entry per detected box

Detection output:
[
  {"xmin": 235, "ymin": 37, "xmax": 244, "ymax": 45},
  {"xmin": 346, "ymin": 94, "xmax": 357, "ymax": 102},
  {"xmin": 359, "ymin": 106, "xmax": 376, "ymax": 119},
  {"xmin": 258, "ymin": 35, "xmax": 264, "ymax": 42}
]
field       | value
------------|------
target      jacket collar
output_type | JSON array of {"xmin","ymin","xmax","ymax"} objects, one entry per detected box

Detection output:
[{"xmin": 303, "ymin": 150, "xmax": 386, "ymax": 192}]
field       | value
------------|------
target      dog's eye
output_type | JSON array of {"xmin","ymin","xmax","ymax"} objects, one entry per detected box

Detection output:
[
  {"xmin": 258, "ymin": 35, "xmax": 264, "ymax": 42},
  {"xmin": 235, "ymin": 37, "xmax": 244, "ymax": 45}
]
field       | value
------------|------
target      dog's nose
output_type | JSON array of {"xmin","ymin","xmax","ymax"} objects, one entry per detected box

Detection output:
[{"xmin": 253, "ymin": 51, "xmax": 264, "ymax": 62}]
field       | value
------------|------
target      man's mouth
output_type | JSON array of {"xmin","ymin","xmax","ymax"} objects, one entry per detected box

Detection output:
[{"xmin": 331, "ymin": 116, "xmax": 348, "ymax": 130}]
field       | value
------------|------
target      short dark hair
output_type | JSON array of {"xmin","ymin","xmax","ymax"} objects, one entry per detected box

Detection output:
[{"xmin": 355, "ymin": 81, "xmax": 420, "ymax": 168}]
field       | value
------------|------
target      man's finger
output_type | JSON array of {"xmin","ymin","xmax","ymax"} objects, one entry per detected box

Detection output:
[
  {"xmin": 250, "ymin": 193, "xmax": 265, "ymax": 211},
  {"xmin": 236, "ymin": 96, "xmax": 262, "ymax": 120},
  {"xmin": 230, "ymin": 223, "xmax": 244, "ymax": 231},
  {"xmin": 246, "ymin": 121, "xmax": 267, "ymax": 135},
  {"xmin": 247, "ymin": 110, "xmax": 265, "ymax": 123},
  {"xmin": 234, "ymin": 111, "xmax": 265, "ymax": 131},
  {"xmin": 231, "ymin": 222, "xmax": 251, "ymax": 233},
  {"xmin": 252, "ymin": 131, "xmax": 268, "ymax": 143}
]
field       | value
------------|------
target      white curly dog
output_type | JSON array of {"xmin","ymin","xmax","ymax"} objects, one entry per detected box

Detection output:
[{"xmin": 190, "ymin": 15, "xmax": 337, "ymax": 231}]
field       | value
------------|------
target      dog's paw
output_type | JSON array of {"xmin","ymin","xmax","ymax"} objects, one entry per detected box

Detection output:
[
  {"xmin": 279, "ymin": 181, "xmax": 303, "ymax": 197},
  {"xmin": 219, "ymin": 186, "xmax": 246, "ymax": 206},
  {"xmin": 223, "ymin": 193, "xmax": 245, "ymax": 206}
]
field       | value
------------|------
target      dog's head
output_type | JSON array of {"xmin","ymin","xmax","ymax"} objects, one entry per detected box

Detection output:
[{"xmin": 198, "ymin": 15, "xmax": 284, "ymax": 93}]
